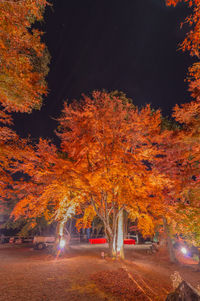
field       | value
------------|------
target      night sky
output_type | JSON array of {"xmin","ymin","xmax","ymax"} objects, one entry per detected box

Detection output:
[{"xmin": 14, "ymin": 0, "xmax": 194, "ymax": 143}]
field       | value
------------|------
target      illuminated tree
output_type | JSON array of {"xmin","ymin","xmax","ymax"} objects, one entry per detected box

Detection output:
[
  {"xmin": 171, "ymin": 103, "xmax": 200, "ymax": 247},
  {"xmin": 9, "ymin": 91, "xmax": 192, "ymax": 261},
  {"xmin": 167, "ymin": 0, "xmax": 200, "ymax": 99},
  {"xmin": 0, "ymin": 0, "xmax": 49, "ymax": 222},
  {"xmin": 57, "ymin": 91, "xmax": 170, "ymax": 258},
  {"xmin": 8, "ymin": 91, "xmax": 170, "ymax": 258},
  {"xmin": 0, "ymin": 119, "xmax": 25, "ymax": 214},
  {"xmin": 0, "ymin": 0, "xmax": 49, "ymax": 112},
  {"xmin": 10, "ymin": 138, "xmax": 83, "ymax": 242},
  {"xmin": 166, "ymin": 0, "xmax": 200, "ymax": 248}
]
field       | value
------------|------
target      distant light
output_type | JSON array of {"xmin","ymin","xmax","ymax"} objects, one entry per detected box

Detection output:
[
  {"xmin": 59, "ymin": 239, "xmax": 66, "ymax": 249},
  {"xmin": 181, "ymin": 247, "xmax": 187, "ymax": 255}
]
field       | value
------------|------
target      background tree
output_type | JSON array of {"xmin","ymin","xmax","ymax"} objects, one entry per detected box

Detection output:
[
  {"xmin": 171, "ymin": 103, "xmax": 200, "ymax": 248},
  {"xmin": 166, "ymin": 0, "xmax": 200, "ymax": 249},
  {"xmin": 0, "ymin": 0, "xmax": 49, "ymax": 225},
  {"xmin": 10, "ymin": 138, "xmax": 83, "ymax": 243},
  {"xmin": 0, "ymin": 0, "xmax": 49, "ymax": 112},
  {"xmin": 166, "ymin": 0, "xmax": 200, "ymax": 99}
]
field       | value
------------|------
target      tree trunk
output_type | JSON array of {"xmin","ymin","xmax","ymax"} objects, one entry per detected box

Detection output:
[
  {"xmin": 91, "ymin": 194, "xmax": 125, "ymax": 259},
  {"xmin": 123, "ymin": 210, "xmax": 128, "ymax": 238},
  {"xmin": 163, "ymin": 216, "xmax": 177, "ymax": 263},
  {"xmin": 51, "ymin": 221, "xmax": 68, "ymax": 256},
  {"xmin": 116, "ymin": 209, "xmax": 124, "ymax": 259},
  {"xmin": 69, "ymin": 218, "xmax": 72, "ymax": 235},
  {"xmin": 105, "ymin": 228, "xmax": 114, "ymax": 257},
  {"xmin": 109, "ymin": 237, "xmax": 115, "ymax": 257},
  {"xmin": 106, "ymin": 210, "xmax": 124, "ymax": 259}
]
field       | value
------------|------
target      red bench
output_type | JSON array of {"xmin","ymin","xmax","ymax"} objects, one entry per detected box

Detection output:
[
  {"xmin": 89, "ymin": 238, "xmax": 107, "ymax": 244},
  {"xmin": 124, "ymin": 239, "xmax": 135, "ymax": 245},
  {"xmin": 89, "ymin": 238, "xmax": 136, "ymax": 245}
]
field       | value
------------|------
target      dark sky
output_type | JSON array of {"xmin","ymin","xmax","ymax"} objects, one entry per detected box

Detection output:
[{"xmin": 14, "ymin": 0, "xmax": 194, "ymax": 143}]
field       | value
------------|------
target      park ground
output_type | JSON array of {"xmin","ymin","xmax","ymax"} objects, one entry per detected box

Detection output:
[{"xmin": 0, "ymin": 243, "xmax": 199, "ymax": 301}]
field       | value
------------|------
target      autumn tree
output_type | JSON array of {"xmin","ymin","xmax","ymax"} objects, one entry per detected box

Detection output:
[
  {"xmin": 152, "ymin": 126, "xmax": 185, "ymax": 262},
  {"xmin": 170, "ymin": 104, "xmax": 200, "ymax": 247},
  {"xmin": 10, "ymin": 138, "xmax": 84, "ymax": 244},
  {"xmin": 0, "ymin": 0, "xmax": 49, "ymax": 230},
  {"xmin": 57, "ymin": 91, "xmax": 170, "ymax": 258},
  {"xmin": 0, "ymin": 0, "xmax": 49, "ymax": 112},
  {"xmin": 153, "ymin": 110, "xmax": 200, "ymax": 264},
  {"xmin": 0, "ymin": 115, "xmax": 28, "ymax": 215},
  {"xmin": 166, "ymin": 0, "xmax": 200, "ymax": 248},
  {"xmin": 9, "ymin": 91, "xmax": 170, "ymax": 258},
  {"xmin": 167, "ymin": 0, "xmax": 200, "ymax": 99}
]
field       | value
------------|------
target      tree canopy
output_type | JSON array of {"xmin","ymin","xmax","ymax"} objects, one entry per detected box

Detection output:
[{"xmin": 0, "ymin": 0, "xmax": 49, "ymax": 113}]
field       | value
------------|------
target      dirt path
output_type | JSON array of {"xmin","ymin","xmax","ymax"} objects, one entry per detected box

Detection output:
[{"xmin": 0, "ymin": 244, "xmax": 199, "ymax": 301}]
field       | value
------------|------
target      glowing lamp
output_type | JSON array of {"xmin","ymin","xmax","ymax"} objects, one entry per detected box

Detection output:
[{"xmin": 181, "ymin": 247, "xmax": 187, "ymax": 255}]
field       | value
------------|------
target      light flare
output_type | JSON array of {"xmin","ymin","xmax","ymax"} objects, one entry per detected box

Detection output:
[
  {"xmin": 181, "ymin": 247, "xmax": 187, "ymax": 255},
  {"xmin": 59, "ymin": 238, "xmax": 66, "ymax": 249}
]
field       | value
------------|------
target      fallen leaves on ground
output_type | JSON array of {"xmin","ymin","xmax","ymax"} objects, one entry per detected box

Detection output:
[{"xmin": 91, "ymin": 268, "xmax": 151, "ymax": 301}]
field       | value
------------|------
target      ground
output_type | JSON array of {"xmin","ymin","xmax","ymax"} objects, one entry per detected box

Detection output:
[{"xmin": 0, "ymin": 243, "xmax": 199, "ymax": 301}]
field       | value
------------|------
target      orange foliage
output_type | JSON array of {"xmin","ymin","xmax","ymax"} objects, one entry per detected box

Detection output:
[
  {"xmin": 0, "ymin": 127, "xmax": 24, "ymax": 212},
  {"xmin": 166, "ymin": 0, "xmax": 200, "ymax": 99},
  {"xmin": 57, "ymin": 91, "xmax": 171, "ymax": 237},
  {"xmin": 0, "ymin": 0, "xmax": 49, "ymax": 113},
  {"xmin": 11, "ymin": 139, "xmax": 82, "ymax": 223},
  {"xmin": 0, "ymin": 0, "xmax": 49, "ymax": 216},
  {"xmin": 166, "ymin": 0, "xmax": 200, "ymax": 206},
  {"xmin": 166, "ymin": 0, "xmax": 200, "ymax": 244},
  {"xmin": 172, "ymin": 102, "xmax": 200, "ymax": 199},
  {"xmin": 10, "ymin": 92, "xmax": 172, "ymax": 240}
]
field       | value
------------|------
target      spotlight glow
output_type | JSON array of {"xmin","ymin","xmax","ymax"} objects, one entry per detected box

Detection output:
[
  {"xmin": 181, "ymin": 247, "xmax": 187, "ymax": 255},
  {"xmin": 59, "ymin": 239, "xmax": 66, "ymax": 249}
]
